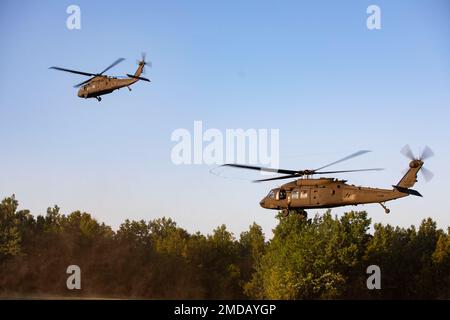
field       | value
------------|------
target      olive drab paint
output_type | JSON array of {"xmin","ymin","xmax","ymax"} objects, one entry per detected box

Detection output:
[
  {"xmin": 224, "ymin": 146, "xmax": 432, "ymax": 217},
  {"xmin": 50, "ymin": 54, "xmax": 151, "ymax": 101}
]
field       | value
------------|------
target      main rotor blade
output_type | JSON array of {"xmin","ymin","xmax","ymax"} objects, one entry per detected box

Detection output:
[
  {"xmin": 221, "ymin": 164, "xmax": 298, "ymax": 175},
  {"xmin": 49, "ymin": 66, "xmax": 96, "ymax": 77},
  {"xmin": 420, "ymin": 146, "xmax": 434, "ymax": 160},
  {"xmin": 421, "ymin": 166, "xmax": 434, "ymax": 182},
  {"xmin": 401, "ymin": 144, "xmax": 415, "ymax": 160},
  {"xmin": 99, "ymin": 58, "xmax": 125, "ymax": 75},
  {"xmin": 315, "ymin": 150, "xmax": 371, "ymax": 171},
  {"xmin": 252, "ymin": 168, "xmax": 384, "ymax": 182},
  {"xmin": 315, "ymin": 168, "xmax": 384, "ymax": 175},
  {"xmin": 253, "ymin": 174, "xmax": 299, "ymax": 183},
  {"xmin": 73, "ymin": 77, "xmax": 94, "ymax": 88}
]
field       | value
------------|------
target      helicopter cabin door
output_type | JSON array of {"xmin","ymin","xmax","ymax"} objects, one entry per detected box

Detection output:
[{"xmin": 310, "ymin": 184, "xmax": 342, "ymax": 207}]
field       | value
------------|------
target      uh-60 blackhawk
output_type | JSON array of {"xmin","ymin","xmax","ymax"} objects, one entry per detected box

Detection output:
[
  {"xmin": 49, "ymin": 53, "xmax": 151, "ymax": 101},
  {"xmin": 221, "ymin": 145, "xmax": 433, "ymax": 217}
]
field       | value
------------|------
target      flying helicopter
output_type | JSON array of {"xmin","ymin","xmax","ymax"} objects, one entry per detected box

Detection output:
[
  {"xmin": 220, "ymin": 145, "xmax": 433, "ymax": 217},
  {"xmin": 49, "ymin": 54, "xmax": 151, "ymax": 101}
]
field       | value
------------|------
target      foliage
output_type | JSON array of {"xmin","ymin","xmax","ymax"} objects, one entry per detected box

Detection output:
[
  {"xmin": 0, "ymin": 196, "xmax": 448, "ymax": 299},
  {"xmin": 246, "ymin": 211, "xmax": 371, "ymax": 299}
]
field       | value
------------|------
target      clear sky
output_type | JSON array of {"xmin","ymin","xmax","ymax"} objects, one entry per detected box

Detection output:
[{"xmin": 1, "ymin": 0, "xmax": 449, "ymax": 238}]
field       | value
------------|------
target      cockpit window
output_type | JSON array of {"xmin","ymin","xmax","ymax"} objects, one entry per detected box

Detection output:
[
  {"xmin": 278, "ymin": 189, "xmax": 286, "ymax": 200},
  {"xmin": 267, "ymin": 190, "xmax": 275, "ymax": 199}
]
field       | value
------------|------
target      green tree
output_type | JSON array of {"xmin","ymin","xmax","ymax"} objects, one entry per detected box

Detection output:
[
  {"xmin": 0, "ymin": 196, "xmax": 23, "ymax": 258},
  {"xmin": 432, "ymin": 228, "xmax": 450, "ymax": 298},
  {"xmin": 248, "ymin": 211, "xmax": 371, "ymax": 299},
  {"xmin": 239, "ymin": 222, "xmax": 266, "ymax": 297},
  {"xmin": 1, "ymin": 195, "xmax": 449, "ymax": 300}
]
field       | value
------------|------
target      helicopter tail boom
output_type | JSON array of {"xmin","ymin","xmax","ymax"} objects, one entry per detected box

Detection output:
[
  {"xmin": 134, "ymin": 62, "xmax": 144, "ymax": 78},
  {"xmin": 134, "ymin": 53, "xmax": 150, "ymax": 78},
  {"xmin": 396, "ymin": 159, "xmax": 423, "ymax": 188},
  {"xmin": 396, "ymin": 145, "xmax": 434, "ymax": 189}
]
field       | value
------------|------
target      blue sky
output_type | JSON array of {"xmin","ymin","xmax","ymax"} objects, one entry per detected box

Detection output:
[{"xmin": 1, "ymin": 0, "xmax": 449, "ymax": 237}]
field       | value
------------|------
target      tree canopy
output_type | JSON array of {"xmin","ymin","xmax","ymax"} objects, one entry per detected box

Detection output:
[{"xmin": 0, "ymin": 196, "xmax": 449, "ymax": 299}]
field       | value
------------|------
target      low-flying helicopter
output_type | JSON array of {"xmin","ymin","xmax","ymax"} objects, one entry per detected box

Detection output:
[
  {"xmin": 49, "ymin": 54, "xmax": 150, "ymax": 101},
  {"xmin": 221, "ymin": 145, "xmax": 433, "ymax": 217}
]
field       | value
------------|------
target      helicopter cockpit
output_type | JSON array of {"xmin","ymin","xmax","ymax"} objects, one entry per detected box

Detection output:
[
  {"xmin": 260, "ymin": 188, "xmax": 286, "ymax": 209},
  {"xmin": 267, "ymin": 190, "xmax": 276, "ymax": 199},
  {"xmin": 77, "ymin": 86, "xmax": 85, "ymax": 97},
  {"xmin": 267, "ymin": 189, "xmax": 286, "ymax": 201},
  {"xmin": 77, "ymin": 82, "xmax": 96, "ymax": 97}
]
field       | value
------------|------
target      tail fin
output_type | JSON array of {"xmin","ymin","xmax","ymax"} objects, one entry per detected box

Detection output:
[
  {"xmin": 134, "ymin": 53, "xmax": 150, "ymax": 78},
  {"xmin": 134, "ymin": 61, "xmax": 145, "ymax": 77},
  {"xmin": 396, "ymin": 160, "xmax": 423, "ymax": 188}
]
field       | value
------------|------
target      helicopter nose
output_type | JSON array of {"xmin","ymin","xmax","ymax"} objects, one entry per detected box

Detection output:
[{"xmin": 259, "ymin": 198, "xmax": 266, "ymax": 208}]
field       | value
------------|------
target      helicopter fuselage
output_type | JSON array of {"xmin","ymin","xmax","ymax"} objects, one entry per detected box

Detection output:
[
  {"xmin": 259, "ymin": 178, "xmax": 408, "ymax": 212},
  {"xmin": 77, "ymin": 76, "xmax": 138, "ymax": 99},
  {"xmin": 222, "ymin": 148, "xmax": 428, "ymax": 216},
  {"xmin": 50, "ymin": 55, "xmax": 149, "ymax": 101}
]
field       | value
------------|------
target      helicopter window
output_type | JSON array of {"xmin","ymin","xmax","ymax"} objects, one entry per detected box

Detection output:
[
  {"xmin": 278, "ymin": 190, "xmax": 286, "ymax": 200},
  {"xmin": 300, "ymin": 190, "xmax": 308, "ymax": 199},
  {"xmin": 292, "ymin": 189, "xmax": 299, "ymax": 200},
  {"xmin": 267, "ymin": 190, "xmax": 275, "ymax": 199}
]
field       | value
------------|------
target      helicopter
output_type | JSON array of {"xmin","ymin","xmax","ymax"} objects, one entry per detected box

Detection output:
[
  {"xmin": 49, "ymin": 54, "xmax": 150, "ymax": 101},
  {"xmin": 220, "ymin": 145, "xmax": 433, "ymax": 217}
]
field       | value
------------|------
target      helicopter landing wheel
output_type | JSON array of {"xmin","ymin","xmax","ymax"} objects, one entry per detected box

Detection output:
[
  {"xmin": 281, "ymin": 209, "xmax": 290, "ymax": 217},
  {"xmin": 379, "ymin": 202, "xmax": 390, "ymax": 214},
  {"xmin": 296, "ymin": 209, "xmax": 307, "ymax": 219},
  {"xmin": 95, "ymin": 96, "xmax": 102, "ymax": 102}
]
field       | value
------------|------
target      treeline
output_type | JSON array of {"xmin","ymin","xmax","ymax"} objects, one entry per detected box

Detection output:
[{"xmin": 0, "ymin": 195, "xmax": 449, "ymax": 299}]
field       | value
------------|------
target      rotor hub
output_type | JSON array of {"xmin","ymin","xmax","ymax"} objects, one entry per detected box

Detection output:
[{"xmin": 409, "ymin": 159, "xmax": 423, "ymax": 168}]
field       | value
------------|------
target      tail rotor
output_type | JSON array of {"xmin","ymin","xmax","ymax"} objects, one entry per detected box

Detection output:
[
  {"xmin": 400, "ymin": 145, "xmax": 434, "ymax": 182},
  {"xmin": 137, "ymin": 52, "xmax": 152, "ymax": 74}
]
